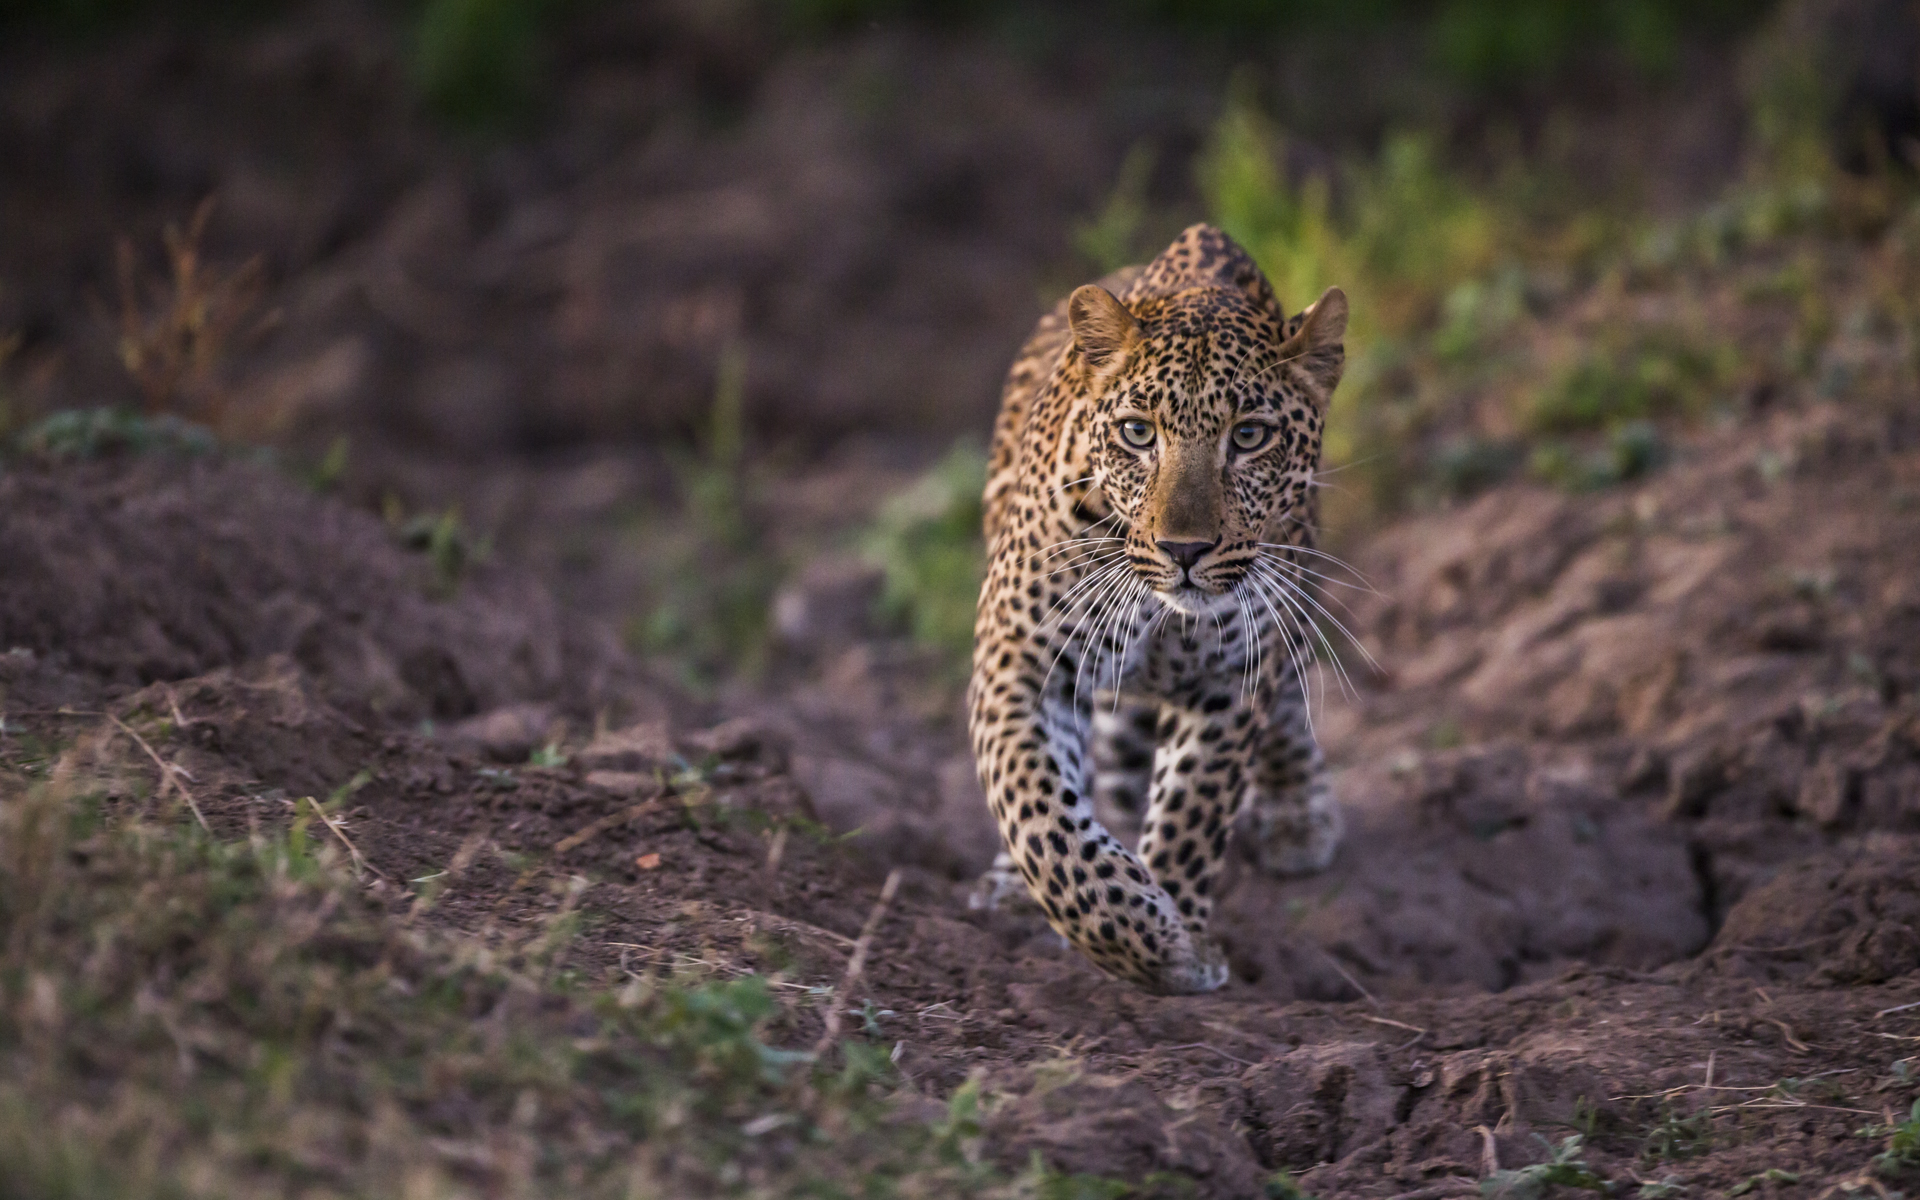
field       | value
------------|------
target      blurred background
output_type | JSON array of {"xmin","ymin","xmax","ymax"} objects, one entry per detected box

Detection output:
[{"xmin": 1, "ymin": 0, "xmax": 1916, "ymax": 698}]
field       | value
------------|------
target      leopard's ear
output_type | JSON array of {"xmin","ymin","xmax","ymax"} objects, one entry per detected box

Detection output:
[
  {"xmin": 1279, "ymin": 286, "xmax": 1347, "ymax": 404},
  {"xmin": 1067, "ymin": 284, "xmax": 1142, "ymax": 375}
]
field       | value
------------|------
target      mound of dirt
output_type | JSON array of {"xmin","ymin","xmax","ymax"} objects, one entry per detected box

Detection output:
[
  {"xmin": 1331, "ymin": 400, "xmax": 1920, "ymax": 936},
  {"xmin": 1710, "ymin": 834, "xmax": 1920, "ymax": 984},
  {"xmin": 0, "ymin": 453, "xmax": 652, "ymax": 726}
]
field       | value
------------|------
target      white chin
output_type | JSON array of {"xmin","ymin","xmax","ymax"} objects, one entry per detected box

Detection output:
[{"xmin": 1153, "ymin": 585, "xmax": 1223, "ymax": 616}]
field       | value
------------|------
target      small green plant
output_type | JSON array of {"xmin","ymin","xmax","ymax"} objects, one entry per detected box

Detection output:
[
  {"xmin": 1266, "ymin": 1169, "xmax": 1317, "ymax": 1199},
  {"xmin": 1861, "ymin": 1098, "xmax": 1920, "ymax": 1177},
  {"xmin": 932, "ymin": 1076, "xmax": 985, "ymax": 1164},
  {"xmin": 1075, "ymin": 142, "xmax": 1158, "ymax": 275},
  {"xmin": 1481, "ymin": 1134, "xmax": 1609, "ymax": 1198},
  {"xmin": 14, "ymin": 407, "xmax": 217, "ymax": 460},
  {"xmin": 1641, "ymin": 1102, "xmax": 1715, "ymax": 1164},
  {"xmin": 851, "ymin": 997, "xmax": 895, "ymax": 1039},
  {"xmin": 1729, "ymin": 1168, "xmax": 1800, "ymax": 1195},
  {"xmin": 631, "ymin": 344, "xmax": 783, "ymax": 689},
  {"xmin": 413, "ymin": 0, "xmax": 545, "ymax": 126},
  {"xmin": 1529, "ymin": 420, "xmax": 1669, "ymax": 492},
  {"xmin": 304, "ymin": 434, "xmax": 351, "ymax": 492},
  {"xmin": 1024, "ymin": 1154, "xmax": 1134, "ymax": 1200},
  {"xmin": 861, "ymin": 441, "xmax": 988, "ymax": 666},
  {"xmin": 394, "ymin": 505, "xmax": 491, "ymax": 597}
]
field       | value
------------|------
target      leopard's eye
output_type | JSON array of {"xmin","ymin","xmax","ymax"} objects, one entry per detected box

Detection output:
[
  {"xmin": 1118, "ymin": 419, "xmax": 1156, "ymax": 449},
  {"xmin": 1231, "ymin": 422, "xmax": 1272, "ymax": 452}
]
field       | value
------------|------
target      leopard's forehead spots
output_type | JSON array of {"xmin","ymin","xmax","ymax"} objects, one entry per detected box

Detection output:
[{"xmin": 1100, "ymin": 288, "xmax": 1305, "ymax": 441}]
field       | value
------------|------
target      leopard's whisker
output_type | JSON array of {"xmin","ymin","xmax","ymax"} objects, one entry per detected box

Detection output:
[
  {"xmin": 1234, "ymin": 342, "xmax": 1311, "ymax": 389},
  {"xmin": 1110, "ymin": 578, "xmax": 1164, "ymax": 706},
  {"xmin": 1312, "ymin": 453, "xmax": 1386, "ymax": 479},
  {"xmin": 1056, "ymin": 557, "xmax": 1133, "ymax": 627},
  {"xmin": 1254, "ymin": 556, "xmax": 1380, "ymax": 676},
  {"xmin": 1079, "ymin": 575, "xmax": 1142, "ymax": 709},
  {"xmin": 1261, "ymin": 580, "xmax": 1321, "ymax": 735},
  {"xmin": 1038, "ymin": 535, "xmax": 1124, "ymax": 566},
  {"xmin": 1229, "ymin": 584, "xmax": 1248, "ymax": 703},
  {"xmin": 1039, "ymin": 532, "xmax": 1123, "ymax": 554},
  {"xmin": 1035, "ymin": 510, "xmax": 1124, "ymax": 558},
  {"xmin": 1254, "ymin": 548, "xmax": 1374, "ymax": 597},
  {"xmin": 1047, "ymin": 547, "xmax": 1130, "ymax": 578},
  {"xmin": 1207, "ymin": 602, "xmax": 1224, "ymax": 645},
  {"xmin": 1104, "ymin": 580, "xmax": 1150, "ymax": 698},
  {"xmin": 1254, "ymin": 558, "xmax": 1372, "ymax": 623},
  {"xmin": 1241, "ymin": 565, "xmax": 1317, "ymax": 734},
  {"xmin": 1254, "ymin": 551, "xmax": 1372, "ymax": 628},
  {"xmin": 1202, "ymin": 600, "xmax": 1230, "ymax": 704},
  {"xmin": 1285, "ymin": 578, "xmax": 1377, "ymax": 682},
  {"xmin": 1048, "ymin": 556, "xmax": 1130, "ymax": 616},
  {"xmin": 1255, "ymin": 541, "xmax": 1378, "ymax": 592},
  {"xmin": 1133, "ymin": 598, "xmax": 1176, "ymax": 702},
  {"xmin": 1255, "ymin": 557, "xmax": 1366, "ymax": 627},
  {"xmin": 1248, "ymin": 586, "xmax": 1265, "ymax": 707},
  {"xmin": 1040, "ymin": 560, "xmax": 1133, "ymax": 697},
  {"xmin": 1251, "ymin": 559, "xmax": 1344, "ymax": 697},
  {"xmin": 1230, "ymin": 583, "xmax": 1257, "ymax": 706},
  {"xmin": 1107, "ymin": 584, "xmax": 1149, "ymax": 705},
  {"xmin": 1251, "ymin": 561, "xmax": 1362, "ymax": 703},
  {"xmin": 1066, "ymin": 565, "xmax": 1138, "ymax": 706},
  {"xmin": 1045, "ymin": 508, "xmax": 1124, "ymax": 539}
]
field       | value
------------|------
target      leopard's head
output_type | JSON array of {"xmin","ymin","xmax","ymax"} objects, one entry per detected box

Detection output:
[{"xmin": 1069, "ymin": 280, "xmax": 1347, "ymax": 615}]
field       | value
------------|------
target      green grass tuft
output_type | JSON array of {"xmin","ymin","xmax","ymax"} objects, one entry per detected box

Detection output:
[
  {"xmin": 413, "ymin": 0, "xmax": 547, "ymax": 127},
  {"xmin": 14, "ymin": 407, "xmax": 217, "ymax": 460},
  {"xmin": 630, "ymin": 346, "xmax": 784, "ymax": 690},
  {"xmin": 862, "ymin": 441, "xmax": 988, "ymax": 666},
  {"xmin": 1480, "ymin": 1134, "xmax": 1610, "ymax": 1198},
  {"xmin": 1641, "ymin": 1103, "xmax": 1715, "ymax": 1165},
  {"xmin": 1862, "ymin": 1098, "xmax": 1920, "ymax": 1178}
]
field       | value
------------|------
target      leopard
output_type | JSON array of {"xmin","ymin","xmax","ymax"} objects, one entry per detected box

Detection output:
[{"xmin": 968, "ymin": 222, "xmax": 1349, "ymax": 995}]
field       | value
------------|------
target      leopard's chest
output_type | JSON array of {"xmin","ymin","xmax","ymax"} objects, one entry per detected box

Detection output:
[
  {"xmin": 1139, "ymin": 614, "xmax": 1261, "ymax": 694},
  {"xmin": 1038, "ymin": 592, "xmax": 1267, "ymax": 704}
]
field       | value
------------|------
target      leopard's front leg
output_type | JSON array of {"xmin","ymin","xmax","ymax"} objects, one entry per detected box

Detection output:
[
  {"xmin": 969, "ymin": 643, "xmax": 1227, "ymax": 994},
  {"xmin": 1243, "ymin": 688, "xmax": 1342, "ymax": 876},
  {"xmin": 1136, "ymin": 684, "xmax": 1266, "ymax": 937}
]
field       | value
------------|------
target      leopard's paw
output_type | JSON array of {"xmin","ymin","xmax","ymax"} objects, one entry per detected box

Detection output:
[
  {"xmin": 1247, "ymin": 790, "xmax": 1343, "ymax": 877},
  {"xmin": 967, "ymin": 851, "xmax": 1038, "ymax": 913},
  {"xmin": 1152, "ymin": 934, "xmax": 1230, "ymax": 995}
]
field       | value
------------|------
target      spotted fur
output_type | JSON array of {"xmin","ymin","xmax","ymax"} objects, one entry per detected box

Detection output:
[{"xmin": 969, "ymin": 223, "xmax": 1348, "ymax": 994}]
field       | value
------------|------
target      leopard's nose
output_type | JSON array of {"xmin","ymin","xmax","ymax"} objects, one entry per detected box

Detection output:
[{"xmin": 1156, "ymin": 539, "xmax": 1216, "ymax": 571}]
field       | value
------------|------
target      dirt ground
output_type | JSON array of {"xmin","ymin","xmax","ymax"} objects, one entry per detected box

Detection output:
[{"xmin": 3, "ymin": 379, "xmax": 1917, "ymax": 1197}]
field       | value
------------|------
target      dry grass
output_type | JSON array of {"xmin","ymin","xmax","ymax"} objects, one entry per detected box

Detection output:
[{"xmin": 104, "ymin": 198, "xmax": 276, "ymax": 439}]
